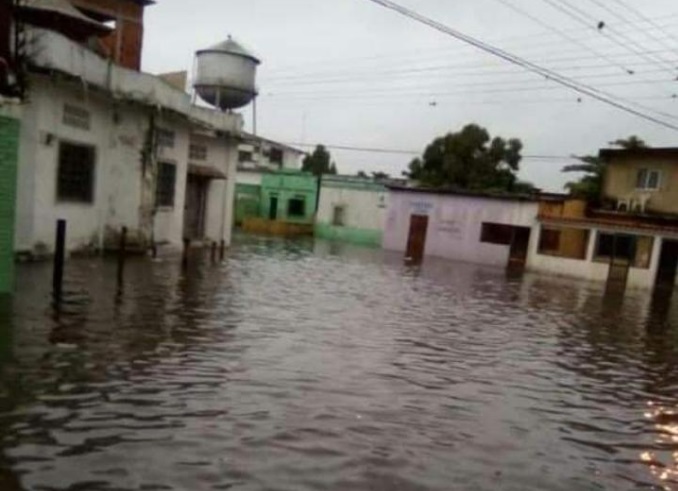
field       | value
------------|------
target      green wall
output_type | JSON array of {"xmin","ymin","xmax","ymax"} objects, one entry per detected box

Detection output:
[
  {"xmin": 234, "ymin": 183, "xmax": 261, "ymax": 226},
  {"xmin": 261, "ymin": 170, "xmax": 318, "ymax": 224},
  {"xmin": 0, "ymin": 115, "xmax": 19, "ymax": 294},
  {"xmin": 314, "ymin": 223, "xmax": 383, "ymax": 247}
]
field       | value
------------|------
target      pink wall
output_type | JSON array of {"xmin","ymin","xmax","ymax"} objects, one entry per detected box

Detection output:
[{"xmin": 383, "ymin": 190, "xmax": 539, "ymax": 267}]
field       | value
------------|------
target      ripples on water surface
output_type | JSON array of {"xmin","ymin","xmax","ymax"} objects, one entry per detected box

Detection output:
[{"xmin": 0, "ymin": 235, "xmax": 677, "ymax": 490}]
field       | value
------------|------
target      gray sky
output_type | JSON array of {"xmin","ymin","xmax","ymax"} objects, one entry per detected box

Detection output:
[{"xmin": 143, "ymin": 0, "xmax": 678, "ymax": 191}]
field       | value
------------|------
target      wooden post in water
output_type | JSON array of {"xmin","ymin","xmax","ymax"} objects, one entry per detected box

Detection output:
[
  {"xmin": 211, "ymin": 241, "xmax": 217, "ymax": 262},
  {"xmin": 219, "ymin": 240, "xmax": 225, "ymax": 261},
  {"xmin": 52, "ymin": 219, "xmax": 66, "ymax": 302}
]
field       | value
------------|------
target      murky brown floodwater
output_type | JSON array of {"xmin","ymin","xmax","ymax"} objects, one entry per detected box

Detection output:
[{"xmin": 0, "ymin": 234, "xmax": 677, "ymax": 491}]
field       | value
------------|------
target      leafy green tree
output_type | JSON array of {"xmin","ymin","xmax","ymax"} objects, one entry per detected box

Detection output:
[
  {"xmin": 302, "ymin": 145, "xmax": 338, "ymax": 176},
  {"xmin": 406, "ymin": 124, "xmax": 532, "ymax": 193},
  {"xmin": 563, "ymin": 135, "xmax": 648, "ymax": 201},
  {"xmin": 357, "ymin": 170, "xmax": 368, "ymax": 178}
]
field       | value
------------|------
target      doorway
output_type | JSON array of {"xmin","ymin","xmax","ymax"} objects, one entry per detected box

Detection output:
[
  {"xmin": 405, "ymin": 214, "xmax": 429, "ymax": 264},
  {"xmin": 655, "ymin": 239, "xmax": 678, "ymax": 290},
  {"xmin": 184, "ymin": 175, "xmax": 208, "ymax": 240},
  {"xmin": 605, "ymin": 234, "xmax": 634, "ymax": 294},
  {"xmin": 269, "ymin": 196, "xmax": 279, "ymax": 220},
  {"xmin": 508, "ymin": 227, "xmax": 531, "ymax": 270}
]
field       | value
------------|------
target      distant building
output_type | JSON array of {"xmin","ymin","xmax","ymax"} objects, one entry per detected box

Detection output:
[
  {"xmin": 528, "ymin": 148, "xmax": 678, "ymax": 291},
  {"xmin": 234, "ymin": 136, "xmax": 305, "ymax": 227},
  {"xmin": 241, "ymin": 169, "xmax": 318, "ymax": 236},
  {"xmin": 315, "ymin": 175, "xmax": 388, "ymax": 247},
  {"xmin": 383, "ymin": 187, "xmax": 538, "ymax": 268}
]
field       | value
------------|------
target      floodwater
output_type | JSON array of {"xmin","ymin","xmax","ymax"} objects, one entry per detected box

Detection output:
[{"xmin": 0, "ymin": 235, "xmax": 677, "ymax": 491}]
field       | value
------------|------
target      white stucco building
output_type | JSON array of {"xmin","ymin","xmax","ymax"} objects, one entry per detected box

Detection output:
[{"xmin": 13, "ymin": 27, "xmax": 242, "ymax": 256}]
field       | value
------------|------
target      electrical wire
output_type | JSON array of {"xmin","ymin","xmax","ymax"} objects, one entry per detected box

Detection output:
[
  {"xmin": 540, "ymin": 0, "xmax": 677, "ymax": 75},
  {"xmin": 362, "ymin": 0, "xmax": 678, "ymax": 130},
  {"xmin": 609, "ymin": 0, "xmax": 678, "ymax": 47}
]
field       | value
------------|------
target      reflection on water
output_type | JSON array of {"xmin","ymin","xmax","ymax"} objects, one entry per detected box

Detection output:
[{"xmin": 0, "ymin": 233, "xmax": 677, "ymax": 491}]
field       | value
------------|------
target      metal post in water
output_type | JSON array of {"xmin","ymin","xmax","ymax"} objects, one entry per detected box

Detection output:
[
  {"xmin": 117, "ymin": 226, "xmax": 127, "ymax": 285},
  {"xmin": 52, "ymin": 219, "xmax": 66, "ymax": 302},
  {"xmin": 182, "ymin": 238, "xmax": 190, "ymax": 267}
]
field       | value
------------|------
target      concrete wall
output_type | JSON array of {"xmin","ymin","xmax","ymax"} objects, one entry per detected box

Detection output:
[
  {"xmin": 603, "ymin": 155, "xmax": 678, "ymax": 214},
  {"xmin": 15, "ymin": 76, "xmax": 149, "ymax": 254},
  {"xmin": 383, "ymin": 191, "xmax": 539, "ymax": 267},
  {"xmin": 0, "ymin": 108, "xmax": 20, "ymax": 293},
  {"xmin": 202, "ymin": 136, "xmax": 238, "ymax": 246},
  {"xmin": 315, "ymin": 180, "xmax": 387, "ymax": 246}
]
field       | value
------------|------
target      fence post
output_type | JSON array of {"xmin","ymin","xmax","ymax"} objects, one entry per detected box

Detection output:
[
  {"xmin": 52, "ymin": 219, "xmax": 66, "ymax": 302},
  {"xmin": 117, "ymin": 226, "xmax": 127, "ymax": 284}
]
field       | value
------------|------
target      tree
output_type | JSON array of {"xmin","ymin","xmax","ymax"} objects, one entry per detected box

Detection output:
[
  {"xmin": 563, "ymin": 135, "xmax": 649, "ymax": 201},
  {"xmin": 372, "ymin": 171, "xmax": 390, "ymax": 180},
  {"xmin": 302, "ymin": 145, "xmax": 338, "ymax": 176},
  {"xmin": 609, "ymin": 135, "xmax": 647, "ymax": 149},
  {"xmin": 357, "ymin": 170, "xmax": 368, "ymax": 178},
  {"xmin": 406, "ymin": 124, "xmax": 532, "ymax": 193}
]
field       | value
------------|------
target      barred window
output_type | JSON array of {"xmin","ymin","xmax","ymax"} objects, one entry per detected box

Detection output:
[
  {"xmin": 239, "ymin": 150, "xmax": 253, "ymax": 163},
  {"xmin": 62, "ymin": 104, "xmax": 91, "ymax": 130},
  {"xmin": 189, "ymin": 143, "xmax": 208, "ymax": 161},
  {"xmin": 156, "ymin": 162, "xmax": 176, "ymax": 207},
  {"xmin": 57, "ymin": 142, "xmax": 96, "ymax": 203},
  {"xmin": 157, "ymin": 128, "xmax": 175, "ymax": 148}
]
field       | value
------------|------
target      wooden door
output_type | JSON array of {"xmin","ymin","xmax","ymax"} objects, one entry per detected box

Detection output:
[
  {"xmin": 184, "ymin": 175, "xmax": 207, "ymax": 239},
  {"xmin": 405, "ymin": 214, "xmax": 429, "ymax": 264},
  {"xmin": 508, "ymin": 227, "xmax": 531, "ymax": 270}
]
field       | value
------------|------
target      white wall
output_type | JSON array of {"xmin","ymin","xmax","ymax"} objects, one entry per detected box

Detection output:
[
  {"xmin": 383, "ymin": 191, "xmax": 539, "ymax": 267},
  {"xmin": 235, "ymin": 169, "xmax": 263, "ymax": 187},
  {"xmin": 153, "ymin": 117, "xmax": 190, "ymax": 246},
  {"xmin": 317, "ymin": 186, "xmax": 387, "ymax": 231},
  {"xmin": 526, "ymin": 224, "xmax": 668, "ymax": 289},
  {"xmin": 200, "ymin": 135, "xmax": 238, "ymax": 246},
  {"xmin": 15, "ymin": 76, "xmax": 147, "ymax": 253}
]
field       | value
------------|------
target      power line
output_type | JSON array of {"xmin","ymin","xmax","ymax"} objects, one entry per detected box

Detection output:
[
  {"xmin": 362, "ymin": 0, "xmax": 678, "ymax": 131},
  {"xmin": 492, "ymin": 0, "xmax": 633, "ymax": 74},
  {"xmin": 282, "ymin": 142, "xmax": 581, "ymax": 160},
  {"xmin": 610, "ymin": 0, "xmax": 678, "ymax": 47},
  {"xmin": 540, "ymin": 0, "xmax": 677, "ymax": 75},
  {"xmin": 584, "ymin": 0, "xmax": 678, "ymax": 63}
]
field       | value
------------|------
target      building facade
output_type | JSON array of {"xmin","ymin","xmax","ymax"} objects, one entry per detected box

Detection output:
[
  {"xmin": 383, "ymin": 187, "xmax": 538, "ymax": 268},
  {"xmin": 315, "ymin": 175, "xmax": 388, "ymax": 246},
  {"xmin": 13, "ymin": 25, "xmax": 242, "ymax": 257},
  {"xmin": 527, "ymin": 147, "xmax": 678, "ymax": 291}
]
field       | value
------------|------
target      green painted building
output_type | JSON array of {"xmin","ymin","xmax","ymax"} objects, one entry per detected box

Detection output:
[
  {"xmin": 0, "ymin": 113, "xmax": 20, "ymax": 293},
  {"xmin": 315, "ymin": 175, "xmax": 388, "ymax": 247},
  {"xmin": 260, "ymin": 169, "xmax": 318, "ymax": 224},
  {"xmin": 234, "ymin": 181, "xmax": 262, "ymax": 226}
]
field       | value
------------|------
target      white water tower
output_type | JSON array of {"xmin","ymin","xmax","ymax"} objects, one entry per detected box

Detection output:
[{"xmin": 193, "ymin": 36, "xmax": 260, "ymax": 111}]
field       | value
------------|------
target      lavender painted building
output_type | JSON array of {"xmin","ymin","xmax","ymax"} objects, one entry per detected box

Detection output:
[{"xmin": 383, "ymin": 187, "xmax": 540, "ymax": 268}]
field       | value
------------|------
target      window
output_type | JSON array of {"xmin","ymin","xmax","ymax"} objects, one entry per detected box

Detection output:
[
  {"xmin": 537, "ymin": 226, "xmax": 590, "ymax": 260},
  {"xmin": 157, "ymin": 128, "xmax": 175, "ymax": 148},
  {"xmin": 62, "ymin": 104, "xmax": 91, "ymax": 130},
  {"xmin": 333, "ymin": 206, "xmax": 345, "ymax": 226},
  {"xmin": 156, "ymin": 162, "xmax": 176, "ymax": 207},
  {"xmin": 594, "ymin": 232, "xmax": 654, "ymax": 268},
  {"xmin": 480, "ymin": 223, "xmax": 514, "ymax": 245},
  {"xmin": 57, "ymin": 142, "xmax": 96, "ymax": 203},
  {"xmin": 636, "ymin": 169, "xmax": 661, "ymax": 190},
  {"xmin": 239, "ymin": 150, "xmax": 253, "ymax": 163},
  {"xmin": 189, "ymin": 143, "xmax": 207, "ymax": 161},
  {"xmin": 287, "ymin": 197, "xmax": 306, "ymax": 217},
  {"xmin": 269, "ymin": 148, "xmax": 284, "ymax": 165}
]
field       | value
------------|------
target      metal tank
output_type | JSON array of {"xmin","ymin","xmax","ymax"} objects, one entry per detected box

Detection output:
[{"xmin": 193, "ymin": 36, "xmax": 260, "ymax": 111}]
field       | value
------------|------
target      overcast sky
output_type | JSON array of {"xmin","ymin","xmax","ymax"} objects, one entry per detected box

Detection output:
[{"xmin": 143, "ymin": 0, "xmax": 678, "ymax": 191}]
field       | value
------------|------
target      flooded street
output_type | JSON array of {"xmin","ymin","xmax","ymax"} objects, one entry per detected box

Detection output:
[{"xmin": 0, "ymin": 235, "xmax": 677, "ymax": 491}]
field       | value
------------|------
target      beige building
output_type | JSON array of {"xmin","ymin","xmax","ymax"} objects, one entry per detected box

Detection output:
[{"xmin": 600, "ymin": 148, "xmax": 678, "ymax": 215}]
